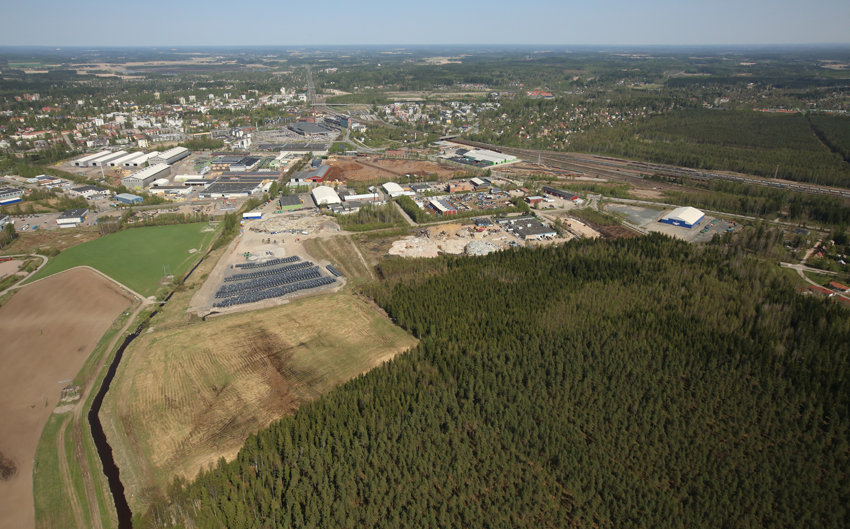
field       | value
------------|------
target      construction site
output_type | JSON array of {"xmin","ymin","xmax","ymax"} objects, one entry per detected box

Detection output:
[{"xmin": 324, "ymin": 156, "xmax": 460, "ymax": 183}]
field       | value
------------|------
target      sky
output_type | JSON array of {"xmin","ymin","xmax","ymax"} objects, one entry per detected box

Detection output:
[{"xmin": 1, "ymin": 0, "xmax": 848, "ymax": 47}]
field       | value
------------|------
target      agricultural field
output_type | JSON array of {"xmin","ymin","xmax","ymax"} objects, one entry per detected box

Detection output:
[
  {"xmin": 102, "ymin": 292, "xmax": 418, "ymax": 512},
  {"xmin": 24, "ymin": 223, "xmax": 217, "ymax": 297},
  {"xmin": 0, "ymin": 268, "xmax": 132, "ymax": 529}
]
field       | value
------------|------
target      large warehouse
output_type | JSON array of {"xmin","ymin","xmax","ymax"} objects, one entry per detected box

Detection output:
[
  {"xmin": 90, "ymin": 151, "xmax": 128, "ymax": 167},
  {"xmin": 289, "ymin": 122, "xmax": 337, "ymax": 137},
  {"xmin": 148, "ymin": 147, "xmax": 190, "ymax": 165},
  {"xmin": 121, "ymin": 164, "xmax": 171, "ymax": 189},
  {"xmin": 312, "ymin": 186, "xmax": 341, "ymax": 206},
  {"xmin": 659, "ymin": 207, "xmax": 705, "ymax": 229},
  {"xmin": 73, "ymin": 150, "xmax": 110, "ymax": 167}
]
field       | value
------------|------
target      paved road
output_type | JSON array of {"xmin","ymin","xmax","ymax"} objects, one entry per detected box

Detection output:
[{"xmin": 780, "ymin": 262, "xmax": 840, "ymax": 277}]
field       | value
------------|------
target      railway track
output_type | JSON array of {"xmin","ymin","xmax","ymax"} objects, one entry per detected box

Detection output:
[{"xmin": 453, "ymin": 138, "xmax": 850, "ymax": 199}]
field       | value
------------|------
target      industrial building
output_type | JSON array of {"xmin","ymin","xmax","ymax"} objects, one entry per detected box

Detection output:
[
  {"xmin": 197, "ymin": 181, "xmax": 265, "ymax": 199},
  {"xmin": 115, "ymin": 193, "xmax": 143, "ymax": 205},
  {"xmin": 382, "ymin": 182, "xmax": 414, "ymax": 198},
  {"xmin": 73, "ymin": 150, "xmax": 110, "ymax": 167},
  {"xmin": 659, "ymin": 207, "xmax": 705, "ymax": 229},
  {"xmin": 0, "ymin": 187, "xmax": 24, "ymax": 206},
  {"xmin": 108, "ymin": 152, "xmax": 144, "ymax": 167},
  {"xmin": 430, "ymin": 198, "xmax": 457, "ymax": 216},
  {"xmin": 289, "ymin": 122, "xmax": 338, "ymax": 137},
  {"xmin": 123, "ymin": 152, "xmax": 157, "ymax": 167},
  {"xmin": 121, "ymin": 164, "xmax": 171, "ymax": 189},
  {"xmin": 290, "ymin": 165, "xmax": 330, "ymax": 186},
  {"xmin": 541, "ymin": 186, "xmax": 579, "ymax": 201},
  {"xmin": 507, "ymin": 218, "xmax": 557, "ymax": 240},
  {"xmin": 68, "ymin": 185, "xmax": 110, "ymax": 199},
  {"xmin": 462, "ymin": 149, "xmax": 517, "ymax": 165},
  {"xmin": 57, "ymin": 208, "xmax": 89, "ymax": 228},
  {"xmin": 243, "ymin": 211, "xmax": 263, "ymax": 220},
  {"xmin": 278, "ymin": 195, "xmax": 304, "ymax": 211},
  {"xmin": 211, "ymin": 156, "xmax": 260, "ymax": 172},
  {"xmin": 148, "ymin": 186, "xmax": 192, "ymax": 196},
  {"xmin": 148, "ymin": 146, "xmax": 190, "ymax": 165},
  {"xmin": 89, "ymin": 150, "xmax": 128, "ymax": 166},
  {"xmin": 312, "ymin": 186, "xmax": 341, "ymax": 206}
]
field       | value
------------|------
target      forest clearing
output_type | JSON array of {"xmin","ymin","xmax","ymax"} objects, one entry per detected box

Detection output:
[{"xmin": 101, "ymin": 291, "xmax": 418, "ymax": 513}]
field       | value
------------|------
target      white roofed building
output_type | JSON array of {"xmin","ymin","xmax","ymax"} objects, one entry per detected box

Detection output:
[
  {"xmin": 312, "ymin": 186, "xmax": 341, "ymax": 206},
  {"xmin": 659, "ymin": 207, "xmax": 705, "ymax": 229}
]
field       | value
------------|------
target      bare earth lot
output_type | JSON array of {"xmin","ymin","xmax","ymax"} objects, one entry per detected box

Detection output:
[
  {"xmin": 326, "ymin": 157, "xmax": 458, "ymax": 182},
  {"xmin": 104, "ymin": 292, "xmax": 418, "ymax": 513},
  {"xmin": 0, "ymin": 269, "xmax": 131, "ymax": 529}
]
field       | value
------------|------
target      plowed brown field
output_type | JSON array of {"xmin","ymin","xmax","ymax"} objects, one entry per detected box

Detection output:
[{"xmin": 0, "ymin": 268, "xmax": 131, "ymax": 529}]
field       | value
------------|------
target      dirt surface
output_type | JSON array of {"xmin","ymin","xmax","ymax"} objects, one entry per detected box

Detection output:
[
  {"xmin": 0, "ymin": 268, "xmax": 132, "ymax": 529},
  {"xmin": 0, "ymin": 227, "xmax": 100, "ymax": 256},
  {"xmin": 0, "ymin": 260, "xmax": 23, "ymax": 278},
  {"xmin": 189, "ymin": 208, "xmax": 346, "ymax": 315},
  {"xmin": 327, "ymin": 157, "xmax": 458, "ymax": 182},
  {"xmin": 105, "ymin": 292, "xmax": 418, "ymax": 513}
]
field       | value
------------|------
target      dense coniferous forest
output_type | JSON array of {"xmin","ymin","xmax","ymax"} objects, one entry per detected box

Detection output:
[
  {"xmin": 143, "ymin": 234, "xmax": 850, "ymax": 528},
  {"xmin": 567, "ymin": 111, "xmax": 850, "ymax": 187}
]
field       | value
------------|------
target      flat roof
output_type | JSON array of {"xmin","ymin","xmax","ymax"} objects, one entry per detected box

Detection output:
[
  {"xmin": 115, "ymin": 193, "xmax": 142, "ymax": 200},
  {"xmin": 59, "ymin": 208, "xmax": 89, "ymax": 219},
  {"xmin": 278, "ymin": 195, "xmax": 302, "ymax": 207},
  {"xmin": 290, "ymin": 122, "xmax": 337, "ymax": 135},
  {"xmin": 201, "ymin": 182, "xmax": 262, "ymax": 194}
]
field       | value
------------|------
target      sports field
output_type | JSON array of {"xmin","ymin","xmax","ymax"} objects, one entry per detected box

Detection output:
[
  {"xmin": 102, "ymin": 292, "xmax": 418, "ymax": 512},
  {"xmin": 25, "ymin": 224, "xmax": 217, "ymax": 297}
]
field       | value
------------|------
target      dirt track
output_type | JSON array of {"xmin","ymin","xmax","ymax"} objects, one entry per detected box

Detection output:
[{"xmin": 0, "ymin": 268, "xmax": 131, "ymax": 529}]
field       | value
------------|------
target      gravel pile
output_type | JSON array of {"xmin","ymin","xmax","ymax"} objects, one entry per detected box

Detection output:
[{"xmin": 465, "ymin": 240, "xmax": 499, "ymax": 256}]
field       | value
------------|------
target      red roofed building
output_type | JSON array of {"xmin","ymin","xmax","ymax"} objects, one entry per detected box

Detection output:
[{"xmin": 828, "ymin": 281, "xmax": 849, "ymax": 292}]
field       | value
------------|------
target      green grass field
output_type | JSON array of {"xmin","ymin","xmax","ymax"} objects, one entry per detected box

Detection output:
[{"xmin": 25, "ymin": 223, "xmax": 217, "ymax": 296}]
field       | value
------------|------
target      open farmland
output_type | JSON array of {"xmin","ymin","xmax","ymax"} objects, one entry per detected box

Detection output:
[
  {"xmin": 24, "ymin": 223, "xmax": 217, "ymax": 297},
  {"xmin": 102, "ymin": 292, "xmax": 418, "ymax": 512},
  {"xmin": 0, "ymin": 268, "xmax": 131, "ymax": 529}
]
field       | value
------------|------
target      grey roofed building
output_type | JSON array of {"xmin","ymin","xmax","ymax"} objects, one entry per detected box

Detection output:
[
  {"xmin": 122, "ymin": 164, "xmax": 171, "ymax": 189},
  {"xmin": 0, "ymin": 187, "xmax": 24, "ymax": 199},
  {"xmin": 278, "ymin": 195, "xmax": 302, "ymax": 207},
  {"xmin": 198, "ymin": 181, "xmax": 264, "ymax": 198},
  {"xmin": 289, "ymin": 122, "xmax": 338, "ymax": 136},
  {"xmin": 510, "ymin": 219, "xmax": 557, "ymax": 240},
  {"xmin": 256, "ymin": 143, "xmax": 329, "ymax": 151}
]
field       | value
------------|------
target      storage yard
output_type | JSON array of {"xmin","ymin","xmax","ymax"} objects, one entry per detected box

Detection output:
[{"xmin": 190, "ymin": 210, "xmax": 345, "ymax": 314}]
